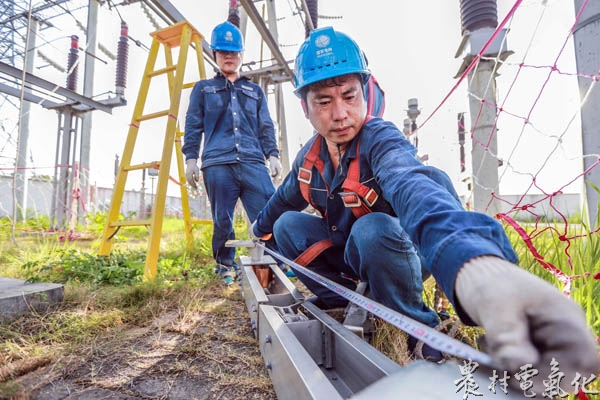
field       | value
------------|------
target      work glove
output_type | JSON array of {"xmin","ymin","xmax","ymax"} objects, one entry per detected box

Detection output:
[
  {"xmin": 269, "ymin": 155, "xmax": 282, "ymax": 178},
  {"xmin": 185, "ymin": 159, "xmax": 200, "ymax": 189},
  {"xmin": 455, "ymin": 256, "xmax": 600, "ymax": 394},
  {"xmin": 250, "ymin": 221, "xmax": 272, "ymax": 242},
  {"xmin": 249, "ymin": 221, "xmax": 260, "ymax": 242}
]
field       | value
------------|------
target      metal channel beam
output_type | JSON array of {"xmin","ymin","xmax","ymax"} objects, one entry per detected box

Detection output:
[
  {"xmin": 0, "ymin": 61, "xmax": 112, "ymax": 113},
  {"xmin": 235, "ymin": 242, "xmax": 532, "ymax": 399},
  {"xmin": 238, "ymin": 253, "xmax": 304, "ymax": 338},
  {"xmin": 238, "ymin": 0, "xmax": 293, "ymax": 80},
  {"xmin": 301, "ymin": 301, "xmax": 402, "ymax": 392},
  {"xmin": 259, "ymin": 305, "xmax": 344, "ymax": 400},
  {"xmin": 0, "ymin": 82, "xmax": 59, "ymax": 108},
  {"xmin": 237, "ymin": 249, "xmax": 401, "ymax": 398},
  {"xmin": 242, "ymin": 63, "xmax": 291, "ymax": 83}
]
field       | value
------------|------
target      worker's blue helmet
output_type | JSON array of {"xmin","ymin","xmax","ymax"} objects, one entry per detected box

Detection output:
[
  {"xmin": 211, "ymin": 21, "xmax": 244, "ymax": 52},
  {"xmin": 293, "ymin": 27, "xmax": 370, "ymax": 97}
]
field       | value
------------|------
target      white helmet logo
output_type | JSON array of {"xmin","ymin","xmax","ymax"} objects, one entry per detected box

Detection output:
[
  {"xmin": 315, "ymin": 34, "xmax": 330, "ymax": 48},
  {"xmin": 225, "ymin": 31, "xmax": 233, "ymax": 41}
]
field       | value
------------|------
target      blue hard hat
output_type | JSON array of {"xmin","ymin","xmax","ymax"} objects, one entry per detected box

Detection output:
[
  {"xmin": 211, "ymin": 21, "xmax": 244, "ymax": 52},
  {"xmin": 293, "ymin": 27, "xmax": 370, "ymax": 97}
]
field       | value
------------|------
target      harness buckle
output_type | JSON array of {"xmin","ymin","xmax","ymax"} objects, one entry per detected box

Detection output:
[
  {"xmin": 340, "ymin": 192, "xmax": 361, "ymax": 208},
  {"xmin": 364, "ymin": 188, "xmax": 379, "ymax": 207},
  {"xmin": 298, "ymin": 167, "xmax": 312, "ymax": 184}
]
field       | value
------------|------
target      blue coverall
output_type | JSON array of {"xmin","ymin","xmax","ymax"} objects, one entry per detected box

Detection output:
[
  {"xmin": 183, "ymin": 72, "xmax": 279, "ymax": 269},
  {"xmin": 253, "ymin": 117, "xmax": 517, "ymax": 327}
]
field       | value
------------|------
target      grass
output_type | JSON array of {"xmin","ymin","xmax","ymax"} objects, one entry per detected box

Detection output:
[
  {"xmin": 0, "ymin": 211, "xmax": 599, "ymax": 398},
  {"xmin": 504, "ymin": 219, "xmax": 600, "ymax": 332},
  {"xmin": 0, "ymin": 212, "xmax": 274, "ymax": 398}
]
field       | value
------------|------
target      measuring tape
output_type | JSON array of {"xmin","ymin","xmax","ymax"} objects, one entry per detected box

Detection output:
[{"xmin": 255, "ymin": 241, "xmax": 495, "ymax": 367}]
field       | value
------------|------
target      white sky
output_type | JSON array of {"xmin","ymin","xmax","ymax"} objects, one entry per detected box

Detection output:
[{"xmin": 3, "ymin": 0, "xmax": 586, "ymax": 199}]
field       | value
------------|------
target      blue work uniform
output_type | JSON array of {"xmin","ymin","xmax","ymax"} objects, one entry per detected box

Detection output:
[
  {"xmin": 183, "ymin": 72, "xmax": 279, "ymax": 268},
  {"xmin": 253, "ymin": 117, "xmax": 517, "ymax": 327}
]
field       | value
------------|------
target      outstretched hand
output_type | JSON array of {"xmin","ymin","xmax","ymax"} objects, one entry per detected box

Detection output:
[
  {"xmin": 249, "ymin": 221, "xmax": 272, "ymax": 242},
  {"xmin": 455, "ymin": 256, "xmax": 600, "ymax": 394}
]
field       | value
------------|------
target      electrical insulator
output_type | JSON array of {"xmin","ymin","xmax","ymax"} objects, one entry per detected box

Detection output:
[
  {"xmin": 115, "ymin": 22, "xmax": 129, "ymax": 96},
  {"xmin": 460, "ymin": 0, "xmax": 498, "ymax": 35},
  {"xmin": 228, "ymin": 0, "xmax": 240, "ymax": 28},
  {"xmin": 305, "ymin": 0, "xmax": 319, "ymax": 38},
  {"xmin": 66, "ymin": 35, "xmax": 79, "ymax": 91}
]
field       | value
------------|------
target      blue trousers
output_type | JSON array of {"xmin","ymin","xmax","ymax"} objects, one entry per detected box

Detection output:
[
  {"xmin": 273, "ymin": 211, "xmax": 440, "ymax": 328},
  {"xmin": 202, "ymin": 163, "xmax": 275, "ymax": 267}
]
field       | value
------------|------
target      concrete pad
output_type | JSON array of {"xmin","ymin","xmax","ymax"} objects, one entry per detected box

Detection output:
[{"xmin": 0, "ymin": 277, "xmax": 64, "ymax": 323}]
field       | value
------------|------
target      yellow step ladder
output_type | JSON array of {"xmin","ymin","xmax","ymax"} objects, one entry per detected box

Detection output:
[{"xmin": 99, "ymin": 21, "xmax": 209, "ymax": 281}]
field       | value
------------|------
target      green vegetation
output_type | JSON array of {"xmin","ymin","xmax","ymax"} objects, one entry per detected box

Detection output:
[
  {"xmin": 504, "ymin": 220, "xmax": 600, "ymax": 333},
  {"xmin": 0, "ymin": 212, "xmax": 251, "ymax": 285},
  {"xmin": 0, "ymin": 212, "xmax": 268, "ymax": 398},
  {"xmin": 0, "ymin": 212, "xmax": 598, "ymax": 398}
]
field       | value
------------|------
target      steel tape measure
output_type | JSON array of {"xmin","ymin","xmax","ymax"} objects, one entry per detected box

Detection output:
[{"xmin": 256, "ymin": 241, "xmax": 495, "ymax": 367}]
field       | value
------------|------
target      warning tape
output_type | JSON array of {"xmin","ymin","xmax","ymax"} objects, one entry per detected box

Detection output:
[{"xmin": 256, "ymin": 241, "xmax": 495, "ymax": 367}]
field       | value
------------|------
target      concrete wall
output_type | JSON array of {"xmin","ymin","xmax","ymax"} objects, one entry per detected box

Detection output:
[
  {"xmin": 1, "ymin": 175, "xmax": 581, "ymax": 223},
  {"xmin": 0, "ymin": 175, "xmax": 211, "ymax": 220},
  {"xmin": 0, "ymin": 175, "xmax": 54, "ymax": 218},
  {"xmin": 464, "ymin": 192, "xmax": 583, "ymax": 222}
]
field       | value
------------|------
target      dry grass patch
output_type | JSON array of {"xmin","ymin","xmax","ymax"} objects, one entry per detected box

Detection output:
[{"xmin": 0, "ymin": 281, "xmax": 276, "ymax": 399}]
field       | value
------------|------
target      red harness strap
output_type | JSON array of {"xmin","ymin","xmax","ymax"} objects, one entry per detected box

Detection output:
[
  {"xmin": 294, "ymin": 116, "xmax": 379, "ymax": 265},
  {"xmin": 340, "ymin": 139, "xmax": 379, "ymax": 218},
  {"xmin": 298, "ymin": 134, "xmax": 378, "ymax": 219},
  {"xmin": 294, "ymin": 239, "xmax": 334, "ymax": 266},
  {"xmin": 298, "ymin": 136, "xmax": 328, "ymax": 216}
]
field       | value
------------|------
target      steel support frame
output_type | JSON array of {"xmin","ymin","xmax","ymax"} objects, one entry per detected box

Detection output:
[
  {"xmin": 234, "ymin": 243, "xmax": 530, "ymax": 399},
  {"xmin": 0, "ymin": 61, "xmax": 113, "ymax": 113}
]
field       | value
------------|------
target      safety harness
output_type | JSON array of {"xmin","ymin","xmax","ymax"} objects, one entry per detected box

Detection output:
[
  {"xmin": 294, "ymin": 116, "xmax": 380, "ymax": 267},
  {"xmin": 297, "ymin": 134, "xmax": 379, "ymax": 220}
]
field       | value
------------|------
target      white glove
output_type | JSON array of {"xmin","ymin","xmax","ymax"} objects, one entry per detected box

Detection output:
[
  {"xmin": 249, "ymin": 221, "xmax": 260, "ymax": 242},
  {"xmin": 269, "ymin": 155, "xmax": 282, "ymax": 178},
  {"xmin": 455, "ymin": 256, "xmax": 600, "ymax": 394},
  {"xmin": 249, "ymin": 221, "xmax": 272, "ymax": 242},
  {"xmin": 185, "ymin": 159, "xmax": 200, "ymax": 189}
]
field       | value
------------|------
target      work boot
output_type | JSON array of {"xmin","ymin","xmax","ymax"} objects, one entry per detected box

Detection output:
[
  {"xmin": 279, "ymin": 265, "xmax": 296, "ymax": 278},
  {"xmin": 407, "ymin": 335, "xmax": 444, "ymax": 362},
  {"xmin": 214, "ymin": 264, "xmax": 236, "ymax": 286}
]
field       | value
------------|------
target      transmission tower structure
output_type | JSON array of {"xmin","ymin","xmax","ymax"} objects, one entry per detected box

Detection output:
[
  {"xmin": 0, "ymin": 0, "xmax": 128, "ymax": 228},
  {"xmin": 1, "ymin": 0, "xmax": 81, "ymax": 220}
]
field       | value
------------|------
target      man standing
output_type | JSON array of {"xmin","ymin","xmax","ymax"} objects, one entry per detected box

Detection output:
[
  {"xmin": 183, "ymin": 21, "xmax": 282, "ymax": 285},
  {"xmin": 252, "ymin": 26, "xmax": 598, "ymax": 390}
]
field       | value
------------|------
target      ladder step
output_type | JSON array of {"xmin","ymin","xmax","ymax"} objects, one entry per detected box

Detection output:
[
  {"xmin": 137, "ymin": 109, "xmax": 170, "ymax": 122},
  {"xmin": 148, "ymin": 65, "xmax": 177, "ymax": 78},
  {"xmin": 191, "ymin": 218, "xmax": 213, "ymax": 226},
  {"xmin": 110, "ymin": 219, "xmax": 152, "ymax": 227},
  {"xmin": 123, "ymin": 161, "xmax": 160, "ymax": 172},
  {"xmin": 183, "ymin": 82, "xmax": 195, "ymax": 90}
]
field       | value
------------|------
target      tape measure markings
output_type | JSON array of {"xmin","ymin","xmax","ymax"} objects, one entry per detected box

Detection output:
[{"xmin": 257, "ymin": 242, "xmax": 494, "ymax": 367}]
